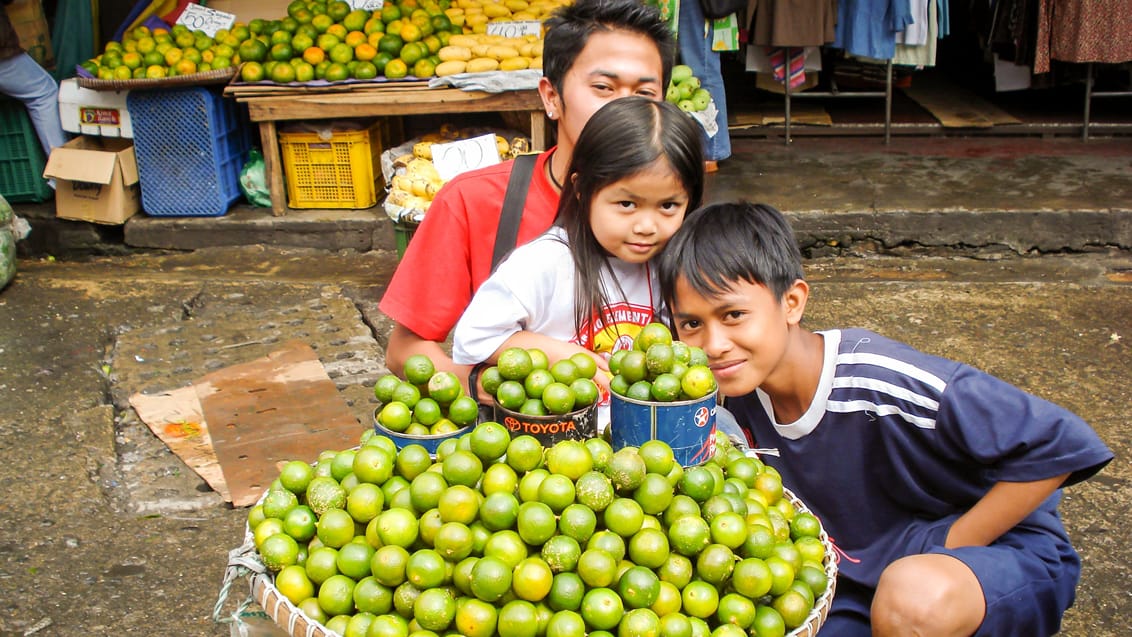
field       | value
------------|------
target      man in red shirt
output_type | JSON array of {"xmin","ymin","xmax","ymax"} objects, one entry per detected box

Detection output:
[{"xmin": 379, "ymin": 0, "xmax": 675, "ymax": 396}]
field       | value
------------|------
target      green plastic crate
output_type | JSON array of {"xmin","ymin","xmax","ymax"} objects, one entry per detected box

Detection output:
[
  {"xmin": 395, "ymin": 220, "xmax": 418, "ymax": 259},
  {"xmin": 0, "ymin": 98, "xmax": 53, "ymax": 203}
]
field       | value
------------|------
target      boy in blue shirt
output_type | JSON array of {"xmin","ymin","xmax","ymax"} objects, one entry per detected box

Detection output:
[{"xmin": 655, "ymin": 201, "xmax": 1113, "ymax": 636}]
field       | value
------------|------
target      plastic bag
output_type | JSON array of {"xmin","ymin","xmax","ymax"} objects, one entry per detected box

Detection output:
[{"xmin": 239, "ymin": 149, "xmax": 271, "ymax": 208}]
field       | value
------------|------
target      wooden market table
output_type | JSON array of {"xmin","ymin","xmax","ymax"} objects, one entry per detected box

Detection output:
[{"xmin": 225, "ymin": 82, "xmax": 549, "ymax": 215}]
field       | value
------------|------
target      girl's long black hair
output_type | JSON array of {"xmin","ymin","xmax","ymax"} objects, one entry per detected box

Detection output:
[{"xmin": 554, "ymin": 96, "xmax": 704, "ymax": 343}]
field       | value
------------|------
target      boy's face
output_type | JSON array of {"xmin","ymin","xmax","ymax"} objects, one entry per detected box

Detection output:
[
  {"xmin": 669, "ymin": 275, "xmax": 807, "ymax": 398},
  {"xmin": 538, "ymin": 30, "xmax": 664, "ymax": 160}
]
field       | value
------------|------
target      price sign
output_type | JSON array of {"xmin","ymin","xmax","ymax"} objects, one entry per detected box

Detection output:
[
  {"xmin": 175, "ymin": 4, "xmax": 235, "ymax": 38},
  {"xmin": 486, "ymin": 20, "xmax": 542, "ymax": 39},
  {"xmin": 351, "ymin": 0, "xmax": 383, "ymax": 10},
  {"xmin": 431, "ymin": 134, "xmax": 501, "ymax": 181}
]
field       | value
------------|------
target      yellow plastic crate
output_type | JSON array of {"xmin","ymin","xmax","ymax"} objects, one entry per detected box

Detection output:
[{"xmin": 280, "ymin": 123, "xmax": 384, "ymax": 209}]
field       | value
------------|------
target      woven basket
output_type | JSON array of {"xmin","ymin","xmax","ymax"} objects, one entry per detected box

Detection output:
[
  {"xmin": 784, "ymin": 487, "xmax": 839, "ymax": 637},
  {"xmin": 76, "ymin": 67, "xmax": 237, "ymax": 91},
  {"xmin": 238, "ymin": 486, "xmax": 838, "ymax": 637}
]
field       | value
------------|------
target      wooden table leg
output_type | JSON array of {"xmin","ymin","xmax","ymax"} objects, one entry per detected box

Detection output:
[
  {"xmin": 529, "ymin": 111, "xmax": 547, "ymax": 151},
  {"xmin": 258, "ymin": 120, "xmax": 286, "ymax": 216}
]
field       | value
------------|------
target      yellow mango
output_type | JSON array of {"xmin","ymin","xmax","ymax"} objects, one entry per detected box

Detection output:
[
  {"xmin": 438, "ymin": 45, "xmax": 473, "ymax": 61},
  {"xmin": 435, "ymin": 60, "xmax": 468, "ymax": 76},
  {"xmin": 529, "ymin": 55, "xmax": 542, "ymax": 69},
  {"xmin": 447, "ymin": 34, "xmax": 481, "ymax": 48},
  {"xmin": 482, "ymin": 2, "xmax": 512, "ymax": 18},
  {"xmin": 466, "ymin": 57, "xmax": 500, "ymax": 73},
  {"xmin": 500, "ymin": 56, "xmax": 530, "ymax": 71},
  {"xmin": 487, "ymin": 45, "xmax": 520, "ymax": 60},
  {"xmin": 505, "ymin": 0, "xmax": 529, "ymax": 10}
]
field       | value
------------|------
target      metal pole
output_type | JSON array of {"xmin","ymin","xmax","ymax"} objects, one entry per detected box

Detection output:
[
  {"xmin": 1083, "ymin": 62, "xmax": 1093, "ymax": 142},
  {"xmin": 884, "ymin": 59, "xmax": 893, "ymax": 145},
  {"xmin": 784, "ymin": 47, "xmax": 793, "ymax": 145}
]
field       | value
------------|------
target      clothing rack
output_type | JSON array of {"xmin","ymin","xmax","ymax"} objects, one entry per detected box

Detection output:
[
  {"xmin": 781, "ymin": 49, "xmax": 894, "ymax": 145},
  {"xmin": 1082, "ymin": 62, "xmax": 1132, "ymax": 141}
]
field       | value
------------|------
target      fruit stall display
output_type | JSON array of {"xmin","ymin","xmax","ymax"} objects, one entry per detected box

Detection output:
[
  {"xmin": 384, "ymin": 125, "xmax": 531, "ymax": 218},
  {"xmin": 81, "ymin": 0, "xmax": 569, "ymax": 84},
  {"xmin": 237, "ymin": 421, "xmax": 836, "ymax": 637},
  {"xmin": 230, "ymin": 339, "xmax": 837, "ymax": 637},
  {"xmin": 665, "ymin": 64, "xmax": 716, "ymax": 116}
]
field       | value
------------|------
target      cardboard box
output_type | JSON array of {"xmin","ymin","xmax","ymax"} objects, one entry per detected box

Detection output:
[
  {"xmin": 206, "ymin": 0, "xmax": 291, "ymax": 24},
  {"xmin": 58, "ymin": 79, "xmax": 134, "ymax": 138},
  {"xmin": 43, "ymin": 137, "xmax": 141, "ymax": 225},
  {"xmin": 3, "ymin": 0, "xmax": 54, "ymax": 68}
]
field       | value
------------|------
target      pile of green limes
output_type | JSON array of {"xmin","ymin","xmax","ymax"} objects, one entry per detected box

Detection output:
[
  {"xmin": 482, "ymin": 348, "xmax": 602, "ymax": 417},
  {"xmin": 609, "ymin": 323, "xmax": 717, "ymax": 403},
  {"xmin": 247, "ymin": 422, "xmax": 833, "ymax": 637},
  {"xmin": 374, "ymin": 354, "xmax": 480, "ymax": 436}
]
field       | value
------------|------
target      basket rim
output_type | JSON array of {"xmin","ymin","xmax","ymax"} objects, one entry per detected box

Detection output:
[
  {"xmin": 784, "ymin": 486, "xmax": 839, "ymax": 637},
  {"xmin": 243, "ymin": 471, "xmax": 839, "ymax": 637},
  {"xmin": 76, "ymin": 67, "xmax": 237, "ymax": 91}
]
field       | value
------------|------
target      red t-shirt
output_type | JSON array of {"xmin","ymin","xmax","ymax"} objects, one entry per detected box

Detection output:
[{"xmin": 379, "ymin": 149, "xmax": 560, "ymax": 342}]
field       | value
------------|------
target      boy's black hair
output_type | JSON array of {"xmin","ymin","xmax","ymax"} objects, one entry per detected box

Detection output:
[
  {"xmin": 657, "ymin": 202, "xmax": 805, "ymax": 308},
  {"xmin": 555, "ymin": 96, "xmax": 704, "ymax": 340},
  {"xmin": 542, "ymin": 0, "xmax": 676, "ymax": 93}
]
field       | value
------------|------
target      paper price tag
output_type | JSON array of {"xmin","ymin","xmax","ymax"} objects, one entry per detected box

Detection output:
[
  {"xmin": 175, "ymin": 4, "xmax": 235, "ymax": 38},
  {"xmin": 486, "ymin": 20, "xmax": 542, "ymax": 39},
  {"xmin": 351, "ymin": 0, "xmax": 383, "ymax": 10},
  {"xmin": 431, "ymin": 134, "xmax": 501, "ymax": 181}
]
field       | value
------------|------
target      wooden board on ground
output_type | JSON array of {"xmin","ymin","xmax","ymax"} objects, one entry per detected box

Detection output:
[
  {"xmin": 903, "ymin": 76, "xmax": 1022, "ymax": 128},
  {"xmin": 130, "ymin": 386, "xmax": 229, "ymax": 502},
  {"xmin": 196, "ymin": 340, "xmax": 363, "ymax": 507},
  {"xmin": 730, "ymin": 102, "xmax": 832, "ymax": 128}
]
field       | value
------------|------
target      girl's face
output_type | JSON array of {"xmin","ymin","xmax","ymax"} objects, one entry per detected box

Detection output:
[{"xmin": 588, "ymin": 158, "xmax": 689, "ymax": 264}]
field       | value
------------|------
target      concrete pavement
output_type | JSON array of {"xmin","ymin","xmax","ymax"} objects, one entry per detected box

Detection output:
[
  {"xmin": 1, "ymin": 133, "xmax": 1131, "ymax": 635},
  {"xmin": 10, "ymin": 135, "xmax": 1132, "ymax": 258},
  {"xmin": 1, "ymin": 246, "xmax": 1130, "ymax": 635}
]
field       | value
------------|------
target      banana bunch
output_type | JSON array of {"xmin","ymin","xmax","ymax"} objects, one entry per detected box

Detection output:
[
  {"xmin": 435, "ymin": 33, "xmax": 544, "ymax": 76},
  {"xmin": 387, "ymin": 130, "xmax": 528, "ymax": 213}
]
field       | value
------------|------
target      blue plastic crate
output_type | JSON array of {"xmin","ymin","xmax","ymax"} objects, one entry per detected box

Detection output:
[
  {"xmin": 0, "ymin": 98, "xmax": 53, "ymax": 203},
  {"xmin": 126, "ymin": 87, "xmax": 250, "ymax": 216}
]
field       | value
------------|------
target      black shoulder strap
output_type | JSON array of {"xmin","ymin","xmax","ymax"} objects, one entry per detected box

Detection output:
[{"xmin": 492, "ymin": 152, "xmax": 539, "ymax": 273}]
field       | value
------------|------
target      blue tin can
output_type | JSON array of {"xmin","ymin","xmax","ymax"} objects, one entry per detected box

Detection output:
[
  {"xmin": 609, "ymin": 391, "xmax": 718, "ymax": 466},
  {"xmin": 372, "ymin": 408, "xmax": 470, "ymax": 456}
]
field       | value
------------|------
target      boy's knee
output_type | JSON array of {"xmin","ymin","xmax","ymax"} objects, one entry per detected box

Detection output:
[{"xmin": 872, "ymin": 554, "xmax": 985, "ymax": 637}]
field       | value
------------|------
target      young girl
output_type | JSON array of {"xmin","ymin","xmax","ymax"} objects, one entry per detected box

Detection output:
[{"xmin": 452, "ymin": 96, "xmax": 704, "ymax": 401}]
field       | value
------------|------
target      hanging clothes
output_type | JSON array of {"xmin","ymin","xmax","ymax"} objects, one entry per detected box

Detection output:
[
  {"xmin": 893, "ymin": 0, "xmax": 937, "ymax": 67},
  {"xmin": 745, "ymin": 0, "xmax": 837, "ymax": 47},
  {"xmin": 1034, "ymin": 0, "xmax": 1132, "ymax": 73},
  {"xmin": 833, "ymin": 0, "xmax": 914, "ymax": 60},
  {"xmin": 988, "ymin": 0, "xmax": 1038, "ymax": 66}
]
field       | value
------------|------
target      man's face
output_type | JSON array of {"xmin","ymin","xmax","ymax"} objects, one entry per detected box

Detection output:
[{"xmin": 539, "ymin": 30, "xmax": 665, "ymax": 158}]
